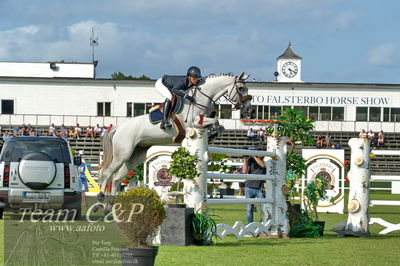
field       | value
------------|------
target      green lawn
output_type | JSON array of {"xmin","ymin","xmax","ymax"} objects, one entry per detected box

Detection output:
[{"xmin": 0, "ymin": 191, "xmax": 399, "ymax": 266}]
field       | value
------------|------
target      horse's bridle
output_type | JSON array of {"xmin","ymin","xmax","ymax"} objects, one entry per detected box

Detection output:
[{"xmin": 191, "ymin": 79, "xmax": 253, "ymax": 112}]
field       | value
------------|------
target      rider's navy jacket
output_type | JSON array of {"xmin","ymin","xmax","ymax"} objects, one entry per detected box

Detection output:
[{"xmin": 161, "ymin": 75, "xmax": 195, "ymax": 97}]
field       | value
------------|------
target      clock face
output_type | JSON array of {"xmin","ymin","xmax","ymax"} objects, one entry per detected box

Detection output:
[{"xmin": 282, "ymin": 62, "xmax": 298, "ymax": 78}]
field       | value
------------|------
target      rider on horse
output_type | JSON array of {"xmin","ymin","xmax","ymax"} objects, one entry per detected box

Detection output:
[{"xmin": 155, "ymin": 66, "xmax": 201, "ymax": 129}]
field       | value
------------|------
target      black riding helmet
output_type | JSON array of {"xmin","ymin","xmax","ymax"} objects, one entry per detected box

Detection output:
[{"xmin": 187, "ymin": 66, "xmax": 201, "ymax": 78}]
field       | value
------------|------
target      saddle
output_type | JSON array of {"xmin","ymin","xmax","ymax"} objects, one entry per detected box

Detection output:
[{"xmin": 149, "ymin": 94, "xmax": 186, "ymax": 143}]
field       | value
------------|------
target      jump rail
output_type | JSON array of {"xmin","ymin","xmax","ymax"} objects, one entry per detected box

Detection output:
[{"xmin": 181, "ymin": 128, "xmax": 288, "ymax": 239}]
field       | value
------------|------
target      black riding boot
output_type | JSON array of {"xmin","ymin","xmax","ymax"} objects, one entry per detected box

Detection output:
[{"xmin": 160, "ymin": 99, "xmax": 172, "ymax": 129}]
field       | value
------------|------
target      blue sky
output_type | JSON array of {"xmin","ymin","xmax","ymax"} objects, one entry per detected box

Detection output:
[{"xmin": 1, "ymin": 0, "xmax": 400, "ymax": 83}]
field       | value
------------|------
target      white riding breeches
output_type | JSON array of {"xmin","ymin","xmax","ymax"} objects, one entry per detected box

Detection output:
[{"xmin": 155, "ymin": 78, "xmax": 172, "ymax": 100}]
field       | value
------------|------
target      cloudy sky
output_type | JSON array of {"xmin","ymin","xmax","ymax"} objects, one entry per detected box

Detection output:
[{"xmin": 1, "ymin": 0, "xmax": 399, "ymax": 83}]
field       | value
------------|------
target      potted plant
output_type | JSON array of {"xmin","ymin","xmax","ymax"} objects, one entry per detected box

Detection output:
[
  {"xmin": 303, "ymin": 175, "xmax": 329, "ymax": 236},
  {"xmin": 191, "ymin": 209, "xmax": 217, "ymax": 245},
  {"xmin": 167, "ymin": 146, "xmax": 200, "ymax": 207},
  {"xmin": 114, "ymin": 187, "xmax": 166, "ymax": 266}
]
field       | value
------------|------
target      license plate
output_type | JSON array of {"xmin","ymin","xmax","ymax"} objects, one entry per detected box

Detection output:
[{"xmin": 23, "ymin": 192, "xmax": 50, "ymax": 202}]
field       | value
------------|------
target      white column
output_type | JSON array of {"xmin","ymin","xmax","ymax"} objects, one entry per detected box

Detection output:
[
  {"xmin": 342, "ymin": 138, "xmax": 371, "ymax": 237},
  {"xmin": 181, "ymin": 128, "xmax": 208, "ymax": 212},
  {"xmin": 265, "ymin": 136, "xmax": 289, "ymax": 237}
]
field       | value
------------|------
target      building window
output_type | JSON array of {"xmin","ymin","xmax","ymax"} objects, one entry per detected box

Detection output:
[
  {"xmin": 127, "ymin": 103, "xmax": 133, "ymax": 117},
  {"xmin": 219, "ymin": 104, "xmax": 232, "ymax": 119},
  {"xmin": 97, "ymin": 102, "xmax": 111, "ymax": 116},
  {"xmin": 320, "ymin": 107, "xmax": 331, "ymax": 121},
  {"xmin": 270, "ymin": 106, "xmax": 282, "ymax": 119},
  {"xmin": 133, "ymin": 103, "xmax": 145, "ymax": 117},
  {"xmin": 257, "ymin": 106, "xmax": 263, "ymax": 119},
  {"xmin": 309, "ymin": 107, "xmax": 318, "ymax": 120},
  {"xmin": 383, "ymin": 108, "xmax": 390, "ymax": 121},
  {"xmin": 356, "ymin": 107, "xmax": 368, "ymax": 121},
  {"xmin": 332, "ymin": 107, "xmax": 344, "ymax": 121},
  {"xmin": 369, "ymin": 107, "xmax": 381, "ymax": 122},
  {"xmin": 294, "ymin": 106, "xmax": 308, "ymax": 118},
  {"xmin": 391, "ymin": 108, "xmax": 400, "ymax": 122},
  {"xmin": 1, "ymin": 100, "xmax": 14, "ymax": 114},
  {"xmin": 127, "ymin": 102, "xmax": 158, "ymax": 117},
  {"xmin": 263, "ymin": 105, "xmax": 269, "ymax": 119}
]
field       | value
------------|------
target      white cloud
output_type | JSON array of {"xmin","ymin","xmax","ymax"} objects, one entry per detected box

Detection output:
[{"xmin": 368, "ymin": 42, "xmax": 400, "ymax": 67}]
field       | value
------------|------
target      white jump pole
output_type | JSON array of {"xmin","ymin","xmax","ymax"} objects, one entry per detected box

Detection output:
[
  {"xmin": 340, "ymin": 138, "xmax": 371, "ymax": 237},
  {"xmin": 181, "ymin": 128, "xmax": 208, "ymax": 212}
]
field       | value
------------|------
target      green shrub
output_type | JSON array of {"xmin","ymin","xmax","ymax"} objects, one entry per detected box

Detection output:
[{"xmin": 114, "ymin": 187, "xmax": 166, "ymax": 248}]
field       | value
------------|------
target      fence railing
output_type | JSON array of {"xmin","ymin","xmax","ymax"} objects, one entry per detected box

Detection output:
[{"xmin": 0, "ymin": 114, "xmax": 399, "ymax": 132}]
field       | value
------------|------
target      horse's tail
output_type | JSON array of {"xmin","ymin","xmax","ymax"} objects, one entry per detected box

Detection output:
[{"xmin": 101, "ymin": 127, "xmax": 117, "ymax": 171}]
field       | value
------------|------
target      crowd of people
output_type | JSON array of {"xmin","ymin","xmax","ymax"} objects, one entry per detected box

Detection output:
[
  {"xmin": 2, "ymin": 123, "xmax": 113, "ymax": 142},
  {"xmin": 246, "ymin": 127, "xmax": 268, "ymax": 143},
  {"xmin": 316, "ymin": 132, "xmax": 342, "ymax": 149},
  {"xmin": 359, "ymin": 129, "xmax": 385, "ymax": 148}
]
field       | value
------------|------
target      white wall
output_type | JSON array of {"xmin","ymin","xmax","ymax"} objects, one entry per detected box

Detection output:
[{"xmin": 0, "ymin": 62, "xmax": 94, "ymax": 78}]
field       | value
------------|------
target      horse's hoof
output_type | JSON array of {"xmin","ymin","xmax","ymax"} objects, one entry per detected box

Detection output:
[
  {"xmin": 92, "ymin": 203, "xmax": 104, "ymax": 213},
  {"xmin": 104, "ymin": 204, "xmax": 113, "ymax": 215}
]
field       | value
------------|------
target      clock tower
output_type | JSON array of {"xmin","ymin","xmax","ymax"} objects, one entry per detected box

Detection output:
[{"xmin": 275, "ymin": 43, "xmax": 303, "ymax": 82}]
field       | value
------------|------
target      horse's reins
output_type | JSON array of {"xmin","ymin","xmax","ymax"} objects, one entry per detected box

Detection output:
[{"xmin": 189, "ymin": 80, "xmax": 249, "ymax": 113}]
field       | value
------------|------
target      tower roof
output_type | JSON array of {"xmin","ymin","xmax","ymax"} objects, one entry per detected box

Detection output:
[{"xmin": 277, "ymin": 43, "xmax": 302, "ymax": 60}]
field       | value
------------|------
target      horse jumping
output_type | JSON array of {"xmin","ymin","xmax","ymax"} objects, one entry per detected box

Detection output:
[{"xmin": 94, "ymin": 73, "xmax": 253, "ymax": 213}]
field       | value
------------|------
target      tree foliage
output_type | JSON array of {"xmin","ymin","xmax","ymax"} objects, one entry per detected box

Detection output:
[
  {"xmin": 111, "ymin": 72, "xmax": 151, "ymax": 80},
  {"xmin": 169, "ymin": 147, "xmax": 200, "ymax": 180}
]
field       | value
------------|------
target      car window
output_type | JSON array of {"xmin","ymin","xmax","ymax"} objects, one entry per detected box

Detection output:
[{"xmin": 0, "ymin": 139, "xmax": 71, "ymax": 163}]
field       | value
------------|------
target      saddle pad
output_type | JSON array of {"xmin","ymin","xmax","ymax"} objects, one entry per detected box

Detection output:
[{"xmin": 149, "ymin": 96, "xmax": 184, "ymax": 124}]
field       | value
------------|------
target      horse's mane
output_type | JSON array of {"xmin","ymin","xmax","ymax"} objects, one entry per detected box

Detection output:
[{"xmin": 205, "ymin": 73, "xmax": 235, "ymax": 79}]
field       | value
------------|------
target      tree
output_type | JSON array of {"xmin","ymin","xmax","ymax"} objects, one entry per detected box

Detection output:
[{"xmin": 111, "ymin": 72, "xmax": 151, "ymax": 80}]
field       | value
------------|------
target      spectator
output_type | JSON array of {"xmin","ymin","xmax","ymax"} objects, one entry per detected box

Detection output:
[
  {"xmin": 242, "ymin": 147, "xmax": 266, "ymax": 224},
  {"xmin": 378, "ymin": 130, "xmax": 385, "ymax": 148},
  {"xmin": 86, "ymin": 125, "xmax": 94, "ymax": 138},
  {"xmin": 367, "ymin": 130, "xmax": 378, "ymax": 148},
  {"xmin": 18, "ymin": 123, "xmax": 27, "ymax": 136},
  {"xmin": 59, "ymin": 124, "xmax": 68, "ymax": 137},
  {"xmin": 73, "ymin": 124, "xmax": 82, "ymax": 139},
  {"xmin": 359, "ymin": 129, "xmax": 367, "ymax": 138},
  {"xmin": 26, "ymin": 123, "xmax": 35, "ymax": 136},
  {"xmin": 325, "ymin": 133, "xmax": 332, "ymax": 148},
  {"xmin": 257, "ymin": 128, "xmax": 265, "ymax": 142},
  {"xmin": 78, "ymin": 158, "xmax": 89, "ymax": 208},
  {"xmin": 94, "ymin": 124, "xmax": 102, "ymax": 138},
  {"xmin": 2, "ymin": 131, "xmax": 11, "ymax": 142},
  {"xmin": 247, "ymin": 128, "xmax": 255, "ymax": 141},
  {"xmin": 68, "ymin": 126, "xmax": 74, "ymax": 138},
  {"xmin": 334, "ymin": 142, "xmax": 342, "ymax": 149},
  {"xmin": 48, "ymin": 123, "xmax": 56, "ymax": 136},
  {"xmin": 101, "ymin": 126, "xmax": 108, "ymax": 137},
  {"xmin": 107, "ymin": 124, "xmax": 113, "ymax": 132},
  {"xmin": 317, "ymin": 135, "xmax": 323, "ymax": 148}
]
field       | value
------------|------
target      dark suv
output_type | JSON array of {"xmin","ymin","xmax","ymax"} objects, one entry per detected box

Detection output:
[{"xmin": 0, "ymin": 136, "xmax": 81, "ymax": 219}]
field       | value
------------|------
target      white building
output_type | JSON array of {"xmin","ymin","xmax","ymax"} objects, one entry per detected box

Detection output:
[{"xmin": 0, "ymin": 47, "xmax": 399, "ymax": 132}]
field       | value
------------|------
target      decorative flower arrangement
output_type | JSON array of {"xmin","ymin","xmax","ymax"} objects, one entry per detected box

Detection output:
[
  {"xmin": 241, "ymin": 119, "xmax": 278, "ymax": 124},
  {"xmin": 343, "ymin": 161, "xmax": 350, "ymax": 183},
  {"xmin": 122, "ymin": 163, "xmax": 144, "ymax": 185}
]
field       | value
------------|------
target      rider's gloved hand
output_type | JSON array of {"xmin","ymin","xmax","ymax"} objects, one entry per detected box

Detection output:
[{"xmin": 185, "ymin": 95, "xmax": 195, "ymax": 103}]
